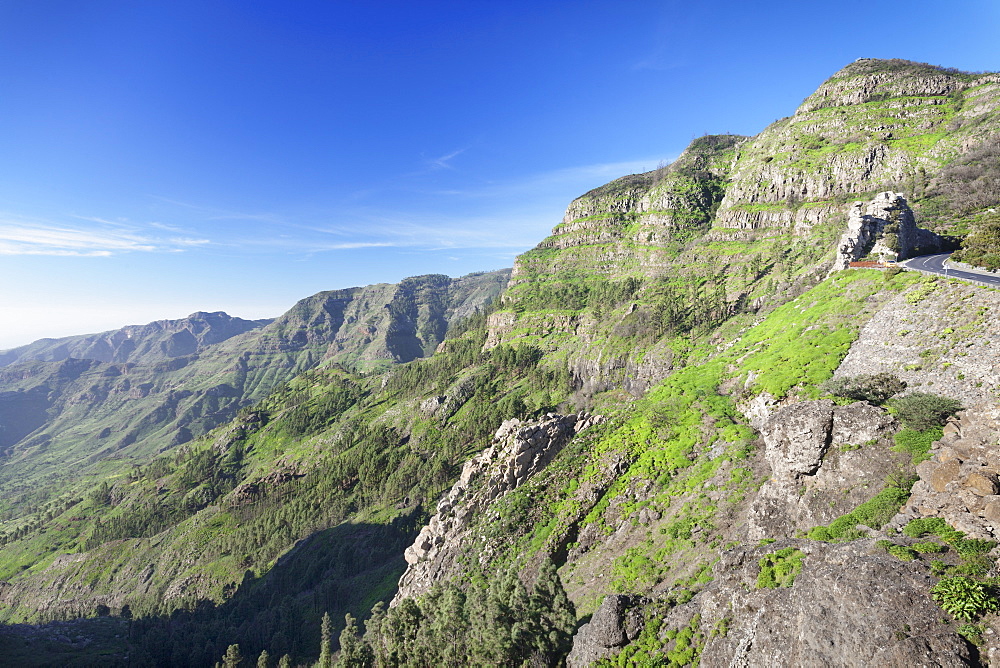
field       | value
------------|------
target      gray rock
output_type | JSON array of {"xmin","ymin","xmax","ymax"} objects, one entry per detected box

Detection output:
[
  {"xmin": 831, "ymin": 191, "xmax": 939, "ymax": 271},
  {"xmin": 748, "ymin": 400, "xmax": 903, "ymax": 539},
  {"xmin": 566, "ymin": 595, "xmax": 647, "ymax": 668},
  {"xmin": 392, "ymin": 412, "xmax": 605, "ymax": 605}
]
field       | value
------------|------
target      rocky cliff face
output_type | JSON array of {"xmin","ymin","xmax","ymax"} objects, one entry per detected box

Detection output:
[
  {"xmin": 392, "ymin": 412, "xmax": 605, "ymax": 605},
  {"xmin": 747, "ymin": 399, "xmax": 904, "ymax": 539},
  {"xmin": 715, "ymin": 59, "xmax": 1000, "ymax": 234},
  {"xmin": 488, "ymin": 59, "xmax": 1000, "ymax": 401},
  {"xmin": 894, "ymin": 404, "xmax": 1000, "ymax": 539},
  {"xmin": 510, "ymin": 134, "xmax": 743, "ymax": 288},
  {"xmin": 571, "ymin": 540, "xmax": 974, "ymax": 667}
]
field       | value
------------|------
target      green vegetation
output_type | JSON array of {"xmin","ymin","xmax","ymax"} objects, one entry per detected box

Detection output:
[
  {"xmin": 931, "ymin": 577, "xmax": 1000, "ymax": 621},
  {"xmin": 820, "ymin": 372, "xmax": 906, "ymax": 405},
  {"xmin": 891, "ymin": 427, "xmax": 944, "ymax": 465},
  {"xmin": 953, "ymin": 211, "xmax": 1000, "ymax": 270},
  {"xmin": 595, "ymin": 607, "xmax": 709, "ymax": 668},
  {"xmin": 807, "ymin": 480, "xmax": 914, "ymax": 541},
  {"xmin": 756, "ymin": 547, "xmax": 806, "ymax": 588},
  {"xmin": 358, "ymin": 561, "xmax": 575, "ymax": 667},
  {"xmin": 889, "ymin": 393, "xmax": 963, "ymax": 431},
  {"xmin": 5, "ymin": 58, "xmax": 1000, "ymax": 666}
]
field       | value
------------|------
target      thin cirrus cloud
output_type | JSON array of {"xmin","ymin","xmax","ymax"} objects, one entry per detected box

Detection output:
[
  {"xmin": 426, "ymin": 147, "xmax": 468, "ymax": 171},
  {"xmin": 0, "ymin": 217, "xmax": 210, "ymax": 256}
]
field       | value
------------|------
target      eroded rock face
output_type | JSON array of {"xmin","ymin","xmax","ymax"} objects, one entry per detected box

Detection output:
[
  {"xmin": 748, "ymin": 400, "xmax": 902, "ymax": 539},
  {"xmin": 759, "ymin": 399, "xmax": 836, "ymax": 478},
  {"xmin": 695, "ymin": 541, "xmax": 971, "ymax": 667},
  {"xmin": 391, "ymin": 412, "xmax": 605, "ymax": 605},
  {"xmin": 831, "ymin": 191, "xmax": 935, "ymax": 270},
  {"xmin": 565, "ymin": 595, "xmax": 647, "ymax": 668},
  {"xmin": 891, "ymin": 404, "xmax": 1000, "ymax": 539},
  {"xmin": 568, "ymin": 540, "xmax": 973, "ymax": 668}
]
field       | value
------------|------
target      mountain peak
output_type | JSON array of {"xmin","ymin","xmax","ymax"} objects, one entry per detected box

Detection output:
[{"xmin": 798, "ymin": 58, "xmax": 996, "ymax": 114}]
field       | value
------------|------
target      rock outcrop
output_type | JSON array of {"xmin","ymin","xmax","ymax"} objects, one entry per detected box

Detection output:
[
  {"xmin": 569, "ymin": 540, "xmax": 975, "ymax": 667},
  {"xmin": 831, "ymin": 191, "xmax": 923, "ymax": 268},
  {"xmin": 747, "ymin": 400, "xmax": 903, "ymax": 539},
  {"xmin": 565, "ymin": 594, "xmax": 648, "ymax": 667},
  {"xmin": 891, "ymin": 404, "xmax": 1000, "ymax": 538},
  {"xmin": 391, "ymin": 412, "xmax": 604, "ymax": 605}
]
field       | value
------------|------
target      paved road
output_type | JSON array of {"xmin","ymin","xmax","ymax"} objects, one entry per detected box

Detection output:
[{"xmin": 901, "ymin": 253, "xmax": 1000, "ymax": 287}]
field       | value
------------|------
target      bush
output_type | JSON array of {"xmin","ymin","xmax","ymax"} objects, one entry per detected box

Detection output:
[
  {"xmin": 890, "ymin": 392, "xmax": 962, "ymax": 431},
  {"xmin": 892, "ymin": 427, "xmax": 943, "ymax": 465},
  {"xmin": 757, "ymin": 548, "xmax": 806, "ymax": 588},
  {"xmin": 820, "ymin": 373, "xmax": 906, "ymax": 405},
  {"xmin": 887, "ymin": 545, "xmax": 918, "ymax": 561},
  {"xmin": 903, "ymin": 517, "xmax": 951, "ymax": 538}
]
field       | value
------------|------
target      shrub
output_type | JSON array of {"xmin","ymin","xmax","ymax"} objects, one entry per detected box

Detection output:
[
  {"xmin": 820, "ymin": 373, "xmax": 906, "ymax": 405},
  {"xmin": 931, "ymin": 576, "xmax": 1000, "ymax": 621},
  {"xmin": 887, "ymin": 545, "xmax": 918, "ymax": 561},
  {"xmin": 892, "ymin": 427, "xmax": 943, "ymax": 465},
  {"xmin": 757, "ymin": 548, "xmax": 806, "ymax": 588},
  {"xmin": 903, "ymin": 517, "xmax": 950, "ymax": 538},
  {"xmin": 809, "ymin": 484, "xmax": 912, "ymax": 542},
  {"xmin": 890, "ymin": 392, "xmax": 963, "ymax": 431},
  {"xmin": 953, "ymin": 538, "xmax": 997, "ymax": 558}
]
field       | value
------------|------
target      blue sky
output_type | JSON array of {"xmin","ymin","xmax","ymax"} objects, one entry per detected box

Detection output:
[{"xmin": 1, "ymin": 0, "xmax": 999, "ymax": 349}]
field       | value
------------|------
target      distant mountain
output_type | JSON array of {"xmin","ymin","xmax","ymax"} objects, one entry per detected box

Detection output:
[
  {"xmin": 0, "ymin": 269, "xmax": 508, "ymax": 501},
  {"xmin": 0, "ymin": 311, "xmax": 273, "ymax": 368}
]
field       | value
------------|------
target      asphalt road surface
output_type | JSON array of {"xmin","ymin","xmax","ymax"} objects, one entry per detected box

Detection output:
[{"xmin": 901, "ymin": 253, "xmax": 1000, "ymax": 287}]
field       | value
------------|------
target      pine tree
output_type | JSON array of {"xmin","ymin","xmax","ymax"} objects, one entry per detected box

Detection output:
[
  {"xmin": 529, "ymin": 559, "xmax": 577, "ymax": 663},
  {"xmin": 221, "ymin": 644, "xmax": 243, "ymax": 668},
  {"xmin": 256, "ymin": 649, "xmax": 270, "ymax": 668},
  {"xmin": 337, "ymin": 613, "xmax": 373, "ymax": 667},
  {"xmin": 319, "ymin": 611, "xmax": 333, "ymax": 668}
]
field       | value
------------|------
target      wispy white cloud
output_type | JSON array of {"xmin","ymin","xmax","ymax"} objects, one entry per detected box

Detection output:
[
  {"xmin": 139, "ymin": 155, "xmax": 679, "ymax": 257},
  {"xmin": 426, "ymin": 147, "xmax": 467, "ymax": 170},
  {"xmin": 424, "ymin": 157, "xmax": 675, "ymax": 200},
  {"xmin": 0, "ymin": 216, "xmax": 213, "ymax": 257}
]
